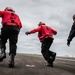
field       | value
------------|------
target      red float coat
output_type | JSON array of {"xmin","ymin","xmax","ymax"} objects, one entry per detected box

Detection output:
[
  {"xmin": 29, "ymin": 25, "xmax": 57, "ymax": 42},
  {"xmin": 0, "ymin": 10, "xmax": 22, "ymax": 29}
]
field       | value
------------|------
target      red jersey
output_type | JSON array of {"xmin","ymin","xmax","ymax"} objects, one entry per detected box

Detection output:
[
  {"xmin": 29, "ymin": 25, "xmax": 57, "ymax": 42},
  {"xmin": 0, "ymin": 10, "xmax": 22, "ymax": 29}
]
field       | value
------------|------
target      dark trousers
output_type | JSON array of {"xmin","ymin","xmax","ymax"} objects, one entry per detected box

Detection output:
[
  {"xmin": 41, "ymin": 37, "xmax": 55, "ymax": 64},
  {"xmin": 1, "ymin": 26, "xmax": 19, "ymax": 55}
]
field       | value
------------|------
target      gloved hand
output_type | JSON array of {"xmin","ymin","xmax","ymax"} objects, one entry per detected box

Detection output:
[
  {"xmin": 67, "ymin": 40, "xmax": 70, "ymax": 46},
  {"xmin": 25, "ymin": 32, "xmax": 30, "ymax": 35}
]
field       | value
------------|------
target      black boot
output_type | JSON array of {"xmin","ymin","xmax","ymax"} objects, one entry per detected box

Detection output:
[
  {"xmin": 9, "ymin": 54, "xmax": 15, "ymax": 68},
  {"xmin": 46, "ymin": 53, "xmax": 56, "ymax": 67},
  {"xmin": 46, "ymin": 60, "xmax": 53, "ymax": 67},
  {"xmin": 46, "ymin": 58, "xmax": 54, "ymax": 67},
  {"xmin": 0, "ymin": 48, "xmax": 6, "ymax": 62},
  {"xmin": 46, "ymin": 63, "xmax": 53, "ymax": 67},
  {"xmin": 52, "ymin": 53, "xmax": 56, "ymax": 62}
]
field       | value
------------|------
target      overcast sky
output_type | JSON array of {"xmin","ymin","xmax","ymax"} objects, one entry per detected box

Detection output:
[{"xmin": 0, "ymin": 0, "xmax": 75, "ymax": 57}]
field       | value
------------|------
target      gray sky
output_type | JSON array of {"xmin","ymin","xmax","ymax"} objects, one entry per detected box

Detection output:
[{"xmin": 0, "ymin": 0, "xmax": 75, "ymax": 57}]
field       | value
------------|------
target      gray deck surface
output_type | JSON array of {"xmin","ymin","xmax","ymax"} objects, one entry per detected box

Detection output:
[{"xmin": 0, "ymin": 54, "xmax": 75, "ymax": 75}]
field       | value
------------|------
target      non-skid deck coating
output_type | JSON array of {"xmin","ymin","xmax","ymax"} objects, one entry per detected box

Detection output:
[{"xmin": 0, "ymin": 54, "xmax": 75, "ymax": 75}]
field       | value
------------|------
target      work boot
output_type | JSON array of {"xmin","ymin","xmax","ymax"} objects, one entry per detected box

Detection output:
[
  {"xmin": 9, "ymin": 54, "xmax": 15, "ymax": 68},
  {"xmin": 0, "ymin": 48, "xmax": 6, "ymax": 62},
  {"xmin": 46, "ymin": 63, "xmax": 53, "ymax": 67},
  {"xmin": 46, "ymin": 58, "xmax": 54, "ymax": 67},
  {"xmin": 46, "ymin": 61, "xmax": 53, "ymax": 67},
  {"xmin": 52, "ymin": 53, "xmax": 56, "ymax": 62}
]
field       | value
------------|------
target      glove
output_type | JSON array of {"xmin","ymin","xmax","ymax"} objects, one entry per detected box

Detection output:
[
  {"xmin": 25, "ymin": 32, "xmax": 30, "ymax": 35},
  {"xmin": 67, "ymin": 40, "xmax": 70, "ymax": 46}
]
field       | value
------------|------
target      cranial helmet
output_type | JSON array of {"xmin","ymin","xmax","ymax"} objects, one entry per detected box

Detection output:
[
  {"xmin": 4, "ymin": 7, "xmax": 15, "ymax": 12},
  {"xmin": 38, "ymin": 22, "xmax": 45, "ymax": 26},
  {"xmin": 73, "ymin": 14, "xmax": 75, "ymax": 20}
]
